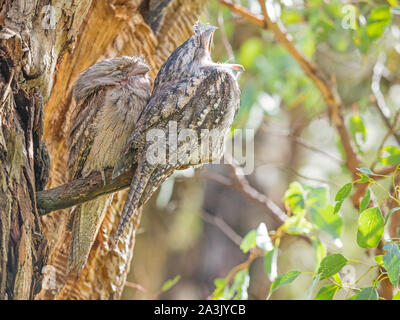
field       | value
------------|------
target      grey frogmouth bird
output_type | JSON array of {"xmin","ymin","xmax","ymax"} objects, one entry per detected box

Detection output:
[
  {"xmin": 112, "ymin": 23, "xmax": 244, "ymax": 240},
  {"xmin": 67, "ymin": 56, "xmax": 151, "ymax": 273}
]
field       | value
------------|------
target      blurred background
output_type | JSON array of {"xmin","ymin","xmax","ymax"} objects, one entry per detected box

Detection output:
[{"xmin": 121, "ymin": 0, "xmax": 400, "ymax": 299}]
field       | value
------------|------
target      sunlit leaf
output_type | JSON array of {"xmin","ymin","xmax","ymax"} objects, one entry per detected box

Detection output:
[
  {"xmin": 333, "ymin": 183, "xmax": 352, "ymax": 214},
  {"xmin": 312, "ymin": 238, "xmax": 327, "ymax": 272},
  {"xmin": 375, "ymin": 255, "xmax": 384, "ymax": 267},
  {"xmin": 267, "ymin": 270, "xmax": 301, "ymax": 299},
  {"xmin": 360, "ymin": 188, "xmax": 371, "ymax": 213},
  {"xmin": 240, "ymin": 230, "xmax": 257, "ymax": 253},
  {"xmin": 314, "ymin": 284, "xmax": 339, "ymax": 300},
  {"xmin": 379, "ymin": 145, "xmax": 400, "ymax": 165},
  {"xmin": 349, "ymin": 114, "xmax": 366, "ymax": 152},
  {"xmin": 283, "ymin": 182, "xmax": 306, "ymax": 216},
  {"xmin": 161, "ymin": 275, "xmax": 181, "ymax": 292},
  {"xmin": 282, "ymin": 215, "xmax": 313, "ymax": 235},
  {"xmin": 310, "ymin": 204, "xmax": 342, "ymax": 239},
  {"xmin": 357, "ymin": 207, "xmax": 385, "ymax": 248},
  {"xmin": 335, "ymin": 183, "xmax": 353, "ymax": 202}
]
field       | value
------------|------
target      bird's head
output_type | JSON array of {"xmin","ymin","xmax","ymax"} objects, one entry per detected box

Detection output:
[
  {"xmin": 114, "ymin": 56, "xmax": 150, "ymax": 79},
  {"xmin": 154, "ymin": 22, "xmax": 218, "ymax": 88}
]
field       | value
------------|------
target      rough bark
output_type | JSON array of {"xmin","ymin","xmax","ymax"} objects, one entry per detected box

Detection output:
[{"xmin": 0, "ymin": 0, "xmax": 206, "ymax": 300}]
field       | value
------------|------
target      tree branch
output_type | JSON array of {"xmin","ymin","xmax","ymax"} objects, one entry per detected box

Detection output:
[{"xmin": 36, "ymin": 166, "xmax": 136, "ymax": 215}]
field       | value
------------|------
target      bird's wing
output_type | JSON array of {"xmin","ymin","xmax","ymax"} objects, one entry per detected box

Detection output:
[
  {"xmin": 127, "ymin": 74, "xmax": 208, "ymax": 144},
  {"xmin": 184, "ymin": 68, "xmax": 240, "ymax": 132},
  {"xmin": 68, "ymin": 89, "xmax": 105, "ymax": 180},
  {"xmin": 129, "ymin": 68, "xmax": 239, "ymax": 144}
]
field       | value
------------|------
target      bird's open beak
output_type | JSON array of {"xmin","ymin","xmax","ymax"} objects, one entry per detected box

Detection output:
[
  {"xmin": 229, "ymin": 64, "xmax": 245, "ymax": 79},
  {"xmin": 200, "ymin": 26, "xmax": 218, "ymax": 53}
]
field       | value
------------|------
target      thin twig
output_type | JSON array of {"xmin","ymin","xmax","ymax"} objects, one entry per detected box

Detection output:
[
  {"xmin": 260, "ymin": 126, "xmax": 344, "ymax": 164},
  {"xmin": 202, "ymin": 210, "xmax": 243, "ymax": 246},
  {"xmin": 223, "ymin": 153, "xmax": 288, "ymax": 224},
  {"xmin": 217, "ymin": 9, "xmax": 235, "ymax": 62}
]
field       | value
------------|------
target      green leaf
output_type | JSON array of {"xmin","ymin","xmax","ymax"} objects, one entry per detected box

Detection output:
[
  {"xmin": 211, "ymin": 278, "xmax": 228, "ymax": 300},
  {"xmin": 382, "ymin": 242, "xmax": 400, "ymax": 287},
  {"xmin": 355, "ymin": 287, "xmax": 379, "ymax": 300},
  {"xmin": 267, "ymin": 270, "xmax": 301, "ymax": 299},
  {"xmin": 356, "ymin": 173, "xmax": 371, "ymax": 183},
  {"xmin": 305, "ymin": 185, "xmax": 329, "ymax": 208},
  {"xmin": 366, "ymin": 5, "xmax": 391, "ymax": 40},
  {"xmin": 379, "ymin": 145, "xmax": 400, "ymax": 166},
  {"xmin": 318, "ymin": 254, "xmax": 348, "ymax": 279},
  {"xmin": 393, "ymin": 291, "xmax": 400, "ymax": 300},
  {"xmin": 385, "ymin": 207, "xmax": 400, "ymax": 225},
  {"xmin": 312, "ymin": 238, "xmax": 327, "ymax": 272},
  {"xmin": 333, "ymin": 183, "xmax": 353, "ymax": 214},
  {"xmin": 349, "ymin": 114, "xmax": 366, "ymax": 152},
  {"xmin": 232, "ymin": 269, "xmax": 250, "ymax": 300},
  {"xmin": 360, "ymin": 188, "xmax": 371, "ymax": 213},
  {"xmin": 310, "ymin": 204, "xmax": 342, "ymax": 239},
  {"xmin": 161, "ymin": 275, "xmax": 181, "ymax": 292},
  {"xmin": 283, "ymin": 182, "xmax": 306, "ymax": 216},
  {"xmin": 240, "ymin": 230, "xmax": 257, "ymax": 253},
  {"xmin": 314, "ymin": 284, "xmax": 339, "ymax": 300},
  {"xmin": 357, "ymin": 207, "xmax": 385, "ymax": 248},
  {"xmin": 305, "ymin": 186, "xmax": 341, "ymax": 238},
  {"xmin": 264, "ymin": 247, "xmax": 278, "ymax": 281},
  {"xmin": 335, "ymin": 183, "xmax": 353, "ymax": 202},
  {"xmin": 282, "ymin": 215, "xmax": 312, "ymax": 235},
  {"xmin": 333, "ymin": 201, "xmax": 344, "ymax": 215},
  {"xmin": 375, "ymin": 255, "xmax": 384, "ymax": 267},
  {"xmin": 370, "ymin": 5, "xmax": 391, "ymax": 21}
]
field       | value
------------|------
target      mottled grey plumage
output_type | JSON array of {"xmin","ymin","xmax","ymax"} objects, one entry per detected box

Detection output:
[
  {"xmin": 112, "ymin": 23, "xmax": 243, "ymax": 240},
  {"xmin": 67, "ymin": 56, "xmax": 151, "ymax": 273}
]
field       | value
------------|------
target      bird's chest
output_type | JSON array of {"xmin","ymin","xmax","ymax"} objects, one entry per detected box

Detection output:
[{"xmin": 83, "ymin": 91, "xmax": 142, "ymax": 173}]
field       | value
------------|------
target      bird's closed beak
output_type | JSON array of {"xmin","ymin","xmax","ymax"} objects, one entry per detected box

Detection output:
[
  {"xmin": 200, "ymin": 25, "xmax": 218, "ymax": 52},
  {"xmin": 131, "ymin": 64, "xmax": 150, "ymax": 76}
]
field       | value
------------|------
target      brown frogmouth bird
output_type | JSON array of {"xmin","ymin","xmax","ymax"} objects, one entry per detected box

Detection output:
[
  {"xmin": 67, "ymin": 56, "xmax": 151, "ymax": 273},
  {"xmin": 112, "ymin": 23, "xmax": 243, "ymax": 240}
]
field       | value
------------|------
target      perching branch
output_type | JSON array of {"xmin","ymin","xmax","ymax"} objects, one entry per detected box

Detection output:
[{"xmin": 36, "ymin": 166, "xmax": 136, "ymax": 215}]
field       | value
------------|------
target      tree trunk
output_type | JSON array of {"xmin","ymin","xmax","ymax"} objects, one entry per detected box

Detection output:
[{"xmin": 0, "ymin": 0, "xmax": 206, "ymax": 300}]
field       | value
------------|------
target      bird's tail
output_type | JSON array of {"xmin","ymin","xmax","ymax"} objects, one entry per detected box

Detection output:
[
  {"xmin": 114, "ymin": 163, "xmax": 153, "ymax": 240},
  {"xmin": 68, "ymin": 195, "xmax": 110, "ymax": 275}
]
